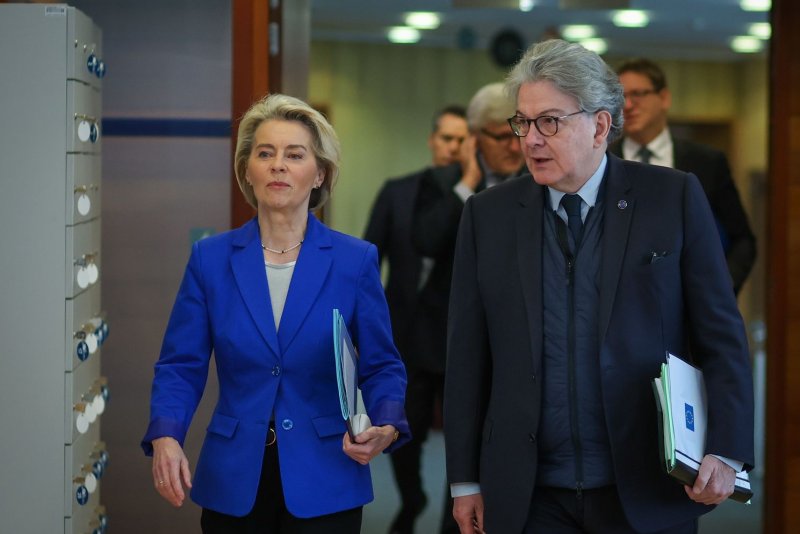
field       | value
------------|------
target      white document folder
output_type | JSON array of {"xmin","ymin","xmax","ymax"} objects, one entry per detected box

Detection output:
[
  {"xmin": 652, "ymin": 352, "xmax": 753, "ymax": 504},
  {"xmin": 333, "ymin": 308, "xmax": 371, "ymax": 440}
]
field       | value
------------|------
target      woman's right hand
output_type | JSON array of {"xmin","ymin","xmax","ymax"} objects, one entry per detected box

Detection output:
[{"xmin": 151, "ymin": 436, "xmax": 193, "ymax": 507}]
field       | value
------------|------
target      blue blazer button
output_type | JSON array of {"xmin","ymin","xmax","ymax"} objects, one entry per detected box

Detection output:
[{"xmin": 281, "ymin": 419, "xmax": 293, "ymax": 430}]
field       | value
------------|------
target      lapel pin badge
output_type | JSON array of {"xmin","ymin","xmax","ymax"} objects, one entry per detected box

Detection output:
[{"xmin": 617, "ymin": 199, "xmax": 628, "ymax": 210}]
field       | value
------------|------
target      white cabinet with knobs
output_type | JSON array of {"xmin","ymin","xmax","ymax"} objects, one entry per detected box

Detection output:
[{"xmin": 0, "ymin": 5, "xmax": 110, "ymax": 533}]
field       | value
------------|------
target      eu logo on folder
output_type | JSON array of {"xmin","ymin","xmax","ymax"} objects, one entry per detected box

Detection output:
[
  {"xmin": 333, "ymin": 309, "xmax": 371, "ymax": 441},
  {"xmin": 652, "ymin": 352, "xmax": 753, "ymax": 504}
]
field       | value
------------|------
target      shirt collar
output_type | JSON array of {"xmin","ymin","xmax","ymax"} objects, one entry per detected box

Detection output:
[
  {"xmin": 547, "ymin": 154, "xmax": 607, "ymax": 212},
  {"xmin": 622, "ymin": 127, "xmax": 673, "ymax": 167}
]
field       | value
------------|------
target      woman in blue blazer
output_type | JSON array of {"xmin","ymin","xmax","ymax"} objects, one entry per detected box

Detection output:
[{"xmin": 141, "ymin": 94, "xmax": 410, "ymax": 533}]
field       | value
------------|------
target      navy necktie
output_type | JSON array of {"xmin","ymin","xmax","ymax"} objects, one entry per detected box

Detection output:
[
  {"xmin": 637, "ymin": 145, "xmax": 653, "ymax": 164},
  {"xmin": 561, "ymin": 194, "xmax": 583, "ymax": 247}
]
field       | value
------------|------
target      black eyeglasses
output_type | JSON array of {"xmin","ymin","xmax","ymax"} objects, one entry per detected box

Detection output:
[
  {"xmin": 507, "ymin": 110, "xmax": 586, "ymax": 138},
  {"xmin": 479, "ymin": 128, "xmax": 518, "ymax": 143},
  {"xmin": 623, "ymin": 89, "xmax": 658, "ymax": 102}
]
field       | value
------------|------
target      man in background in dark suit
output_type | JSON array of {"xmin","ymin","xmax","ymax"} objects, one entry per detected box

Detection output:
[
  {"xmin": 611, "ymin": 58, "xmax": 756, "ymax": 295},
  {"xmin": 406, "ymin": 83, "xmax": 525, "ymax": 533},
  {"xmin": 364, "ymin": 105, "xmax": 468, "ymax": 534},
  {"xmin": 444, "ymin": 39, "xmax": 754, "ymax": 534},
  {"xmin": 411, "ymin": 82, "xmax": 526, "ymax": 383}
]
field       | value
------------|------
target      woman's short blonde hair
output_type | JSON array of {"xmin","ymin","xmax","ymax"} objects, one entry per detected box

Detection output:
[{"xmin": 234, "ymin": 94, "xmax": 341, "ymax": 210}]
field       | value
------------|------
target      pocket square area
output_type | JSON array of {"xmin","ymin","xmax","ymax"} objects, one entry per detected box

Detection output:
[{"xmin": 646, "ymin": 251, "xmax": 670, "ymax": 264}]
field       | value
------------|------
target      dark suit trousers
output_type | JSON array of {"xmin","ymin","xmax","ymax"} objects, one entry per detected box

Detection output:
[
  {"xmin": 524, "ymin": 486, "xmax": 697, "ymax": 534},
  {"xmin": 201, "ymin": 438, "xmax": 362, "ymax": 534},
  {"xmin": 389, "ymin": 364, "xmax": 458, "ymax": 533}
]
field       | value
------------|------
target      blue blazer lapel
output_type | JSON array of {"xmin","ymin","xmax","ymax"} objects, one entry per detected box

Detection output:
[
  {"xmin": 230, "ymin": 218, "xmax": 281, "ymax": 357},
  {"xmin": 599, "ymin": 154, "xmax": 635, "ymax": 345},
  {"xmin": 277, "ymin": 213, "xmax": 332, "ymax": 352},
  {"xmin": 515, "ymin": 180, "xmax": 544, "ymax": 374}
]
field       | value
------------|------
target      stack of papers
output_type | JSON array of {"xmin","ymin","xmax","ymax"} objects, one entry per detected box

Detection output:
[
  {"xmin": 652, "ymin": 352, "xmax": 753, "ymax": 504},
  {"xmin": 333, "ymin": 309, "xmax": 371, "ymax": 440}
]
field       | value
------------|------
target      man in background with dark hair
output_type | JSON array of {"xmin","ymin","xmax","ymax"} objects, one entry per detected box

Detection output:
[
  {"xmin": 364, "ymin": 105, "xmax": 468, "ymax": 534},
  {"xmin": 612, "ymin": 57, "xmax": 756, "ymax": 295}
]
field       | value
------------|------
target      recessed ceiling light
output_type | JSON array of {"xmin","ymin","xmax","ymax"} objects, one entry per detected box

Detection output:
[
  {"xmin": 405, "ymin": 12, "xmax": 440, "ymax": 30},
  {"xmin": 740, "ymin": 0, "xmax": 770, "ymax": 12},
  {"xmin": 519, "ymin": 0, "xmax": 534, "ymax": 12},
  {"xmin": 581, "ymin": 38, "xmax": 608, "ymax": 55},
  {"xmin": 749, "ymin": 22, "xmax": 771, "ymax": 39},
  {"xmin": 730, "ymin": 35, "xmax": 764, "ymax": 53},
  {"xmin": 612, "ymin": 10, "xmax": 649, "ymax": 28},
  {"xmin": 388, "ymin": 26, "xmax": 421, "ymax": 44},
  {"xmin": 561, "ymin": 25, "xmax": 596, "ymax": 41}
]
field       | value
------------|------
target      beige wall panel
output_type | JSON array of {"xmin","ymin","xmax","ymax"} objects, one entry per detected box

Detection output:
[{"xmin": 310, "ymin": 41, "xmax": 505, "ymax": 237}]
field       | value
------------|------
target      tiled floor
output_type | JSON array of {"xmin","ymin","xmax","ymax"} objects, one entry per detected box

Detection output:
[{"xmin": 362, "ymin": 431, "xmax": 762, "ymax": 534}]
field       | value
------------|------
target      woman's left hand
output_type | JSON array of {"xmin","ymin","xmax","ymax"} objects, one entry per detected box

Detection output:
[{"xmin": 342, "ymin": 424, "xmax": 397, "ymax": 465}]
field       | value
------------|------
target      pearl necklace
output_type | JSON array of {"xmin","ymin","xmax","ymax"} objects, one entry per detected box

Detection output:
[{"xmin": 261, "ymin": 240, "xmax": 303, "ymax": 254}]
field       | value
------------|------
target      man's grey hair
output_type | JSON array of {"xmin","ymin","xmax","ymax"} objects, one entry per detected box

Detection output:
[
  {"xmin": 505, "ymin": 39, "xmax": 625, "ymax": 143},
  {"xmin": 466, "ymin": 82, "xmax": 517, "ymax": 132}
]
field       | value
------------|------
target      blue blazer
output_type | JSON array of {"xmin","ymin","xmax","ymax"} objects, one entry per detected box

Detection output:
[{"xmin": 142, "ymin": 213, "xmax": 409, "ymax": 518}]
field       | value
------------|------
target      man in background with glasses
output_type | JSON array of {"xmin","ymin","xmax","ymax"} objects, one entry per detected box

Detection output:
[
  {"xmin": 408, "ymin": 82, "xmax": 525, "ymax": 533},
  {"xmin": 611, "ymin": 58, "xmax": 756, "ymax": 295},
  {"xmin": 364, "ymin": 104, "xmax": 468, "ymax": 534},
  {"xmin": 444, "ymin": 40, "xmax": 753, "ymax": 534}
]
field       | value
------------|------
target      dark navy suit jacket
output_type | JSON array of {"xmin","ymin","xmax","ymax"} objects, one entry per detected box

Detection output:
[
  {"xmin": 363, "ymin": 170, "xmax": 425, "ymax": 360},
  {"xmin": 142, "ymin": 213, "xmax": 409, "ymax": 518},
  {"xmin": 444, "ymin": 154, "xmax": 754, "ymax": 533},
  {"xmin": 610, "ymin": 136, "xmax": 756, "ymax": 294}
]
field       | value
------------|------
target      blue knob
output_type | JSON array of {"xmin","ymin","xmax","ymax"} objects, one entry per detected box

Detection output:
[
  {"xmin": 86, "ymin": 54, "xmax": 97, "ymax": 74},
  {"xmin": 92, "ymin": 460, "xmax": 104, "ymax": 479},
  {"xmin": 76, "ymin": 485, "xmax": 89, "ymax": 505},
  {"xmin": 77, "ymin": 341, "xmax": 89, "ymax": 361},
  {"xmin": 95, "ymin": 59, "xmax": 106, "ymax": 78}
]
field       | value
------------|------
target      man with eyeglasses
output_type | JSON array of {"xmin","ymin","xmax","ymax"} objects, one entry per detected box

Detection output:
[
  {"xmin": 408, "ymin": 83, "xmax": 525, "ymax": 533},
  {"xmin": 364, "ymin": 104, "xmax": 468, "ymax": 534},
  {"xmin": 611, "ymin": 58, "xmax": 756, "ymax": 295},
  {"xmin": 444, "ymin": 40, "xmax": 753, "ymax": 534}
]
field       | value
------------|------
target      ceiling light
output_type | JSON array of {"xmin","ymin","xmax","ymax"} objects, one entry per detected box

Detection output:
[
  {"xmin": 612, "ymin": 10, "xmax": 649, "ymax": 28},
  {"xmin": 730, "ymin": 35, "xmax": 764, "ymax": 53},
  {"xmin": 748, "ymin": 22, "xmax": 771, "ymax": 39},
  {"xmin": 561, "ymin": 25, "xmax": 596, "ymax": 41},
  {"xmin": 580, "ymin": 38, "xmax": 608, "ymax": 55},
  {"xmin": 740, "ymin": 0, "xmax": 770, "ymax": 12},
  {"xmin": 388, "ymin": 26, "xmax": 421, "ymax": 44},
  {"xmin": 519, "ymin": 0, "xmax": 534, "ymax": 11},
  {"xmin": 405, "ymin": 12, "xmax": 440, "ymax": 30}
]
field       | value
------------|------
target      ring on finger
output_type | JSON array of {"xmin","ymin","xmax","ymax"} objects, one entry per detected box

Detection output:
[{"xmin": 158, "ymin": 480, "xmax": 166, "ymax": 486}]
